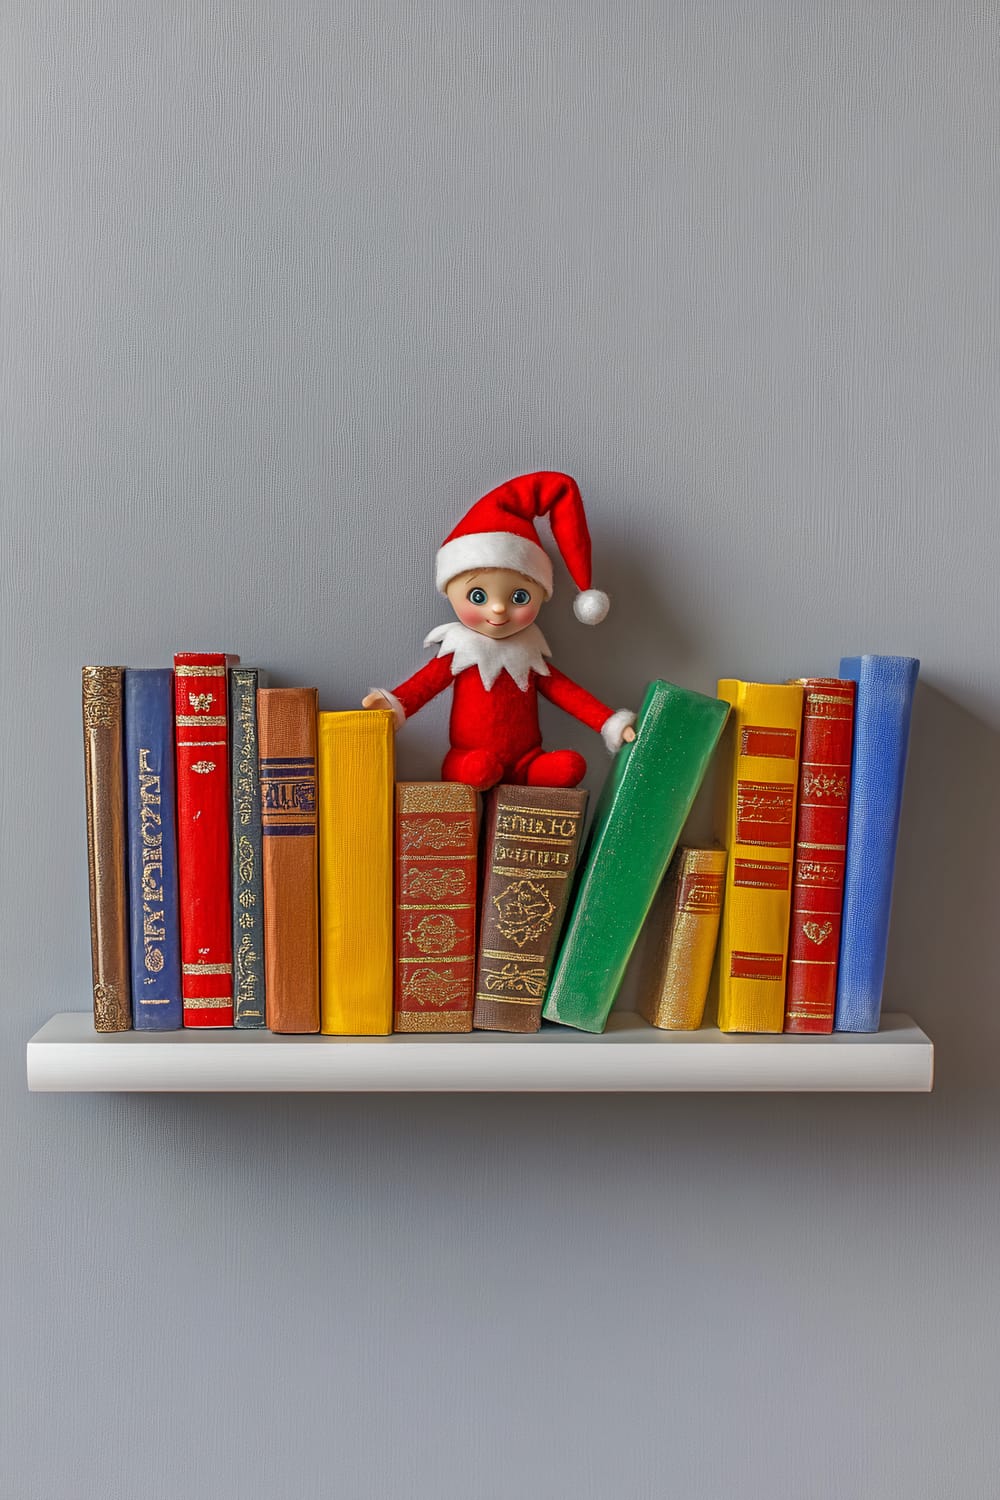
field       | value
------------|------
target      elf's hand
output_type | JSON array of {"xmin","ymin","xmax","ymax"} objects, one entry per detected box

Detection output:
[{"xmin": 361, "ymin": 690, "xmax": 402, "ymax": 729}]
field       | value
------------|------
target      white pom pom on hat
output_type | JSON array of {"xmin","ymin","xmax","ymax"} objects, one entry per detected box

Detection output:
[
  {"xmin": 434, "ymin": 471, "xmax": 611, "ymax": 624},
  {"xmin": 573, "ymin": 588, "xmax": 611, "ymax": 625}
]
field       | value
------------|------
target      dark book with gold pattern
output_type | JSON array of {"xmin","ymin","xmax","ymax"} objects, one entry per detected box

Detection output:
[
  {"xmin": 259, "ymin": 687, "xmax": 319, "ymax": 1033},
  {"xmin": 229, "ymin": 667, "xmax": 267, "ymax": 1029},
  {"xmin": 82, "ymin": 666, "xmax": 132, "ymax": 1031},
  {"xmin": 174, "ymin": 652, "xmax": 239, "ymax": 1027},
  {"xmin": 394, "ymin": 783, "xmax": 479, "ymax": 1032},
  {"xmin": 473, "ymin": 785, "xmax": 588, "ymax": 1034}
]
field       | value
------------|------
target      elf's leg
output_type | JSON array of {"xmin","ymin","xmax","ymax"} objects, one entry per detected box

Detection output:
[
  {"xmin": 442, "ymin": 746, "xmax": 506, "ymax": 792},
  {"xmin": 517, "ymin": 747, "xmax": 587, "ymax": 789}
]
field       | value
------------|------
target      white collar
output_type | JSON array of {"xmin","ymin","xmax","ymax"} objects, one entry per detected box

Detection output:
[{"xmin": 423, "ymin": 620, "xmax": 551, "ymax": 690}]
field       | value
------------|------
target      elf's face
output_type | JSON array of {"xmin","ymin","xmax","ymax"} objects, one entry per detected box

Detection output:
[{"xmin": 445, "ymin": 568, "xmax": 544, "ymax": 639}]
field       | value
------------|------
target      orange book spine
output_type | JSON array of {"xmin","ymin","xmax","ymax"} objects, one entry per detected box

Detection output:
[{"xmin": 259, "ymin": 688, "xmax": 320, "ymax": 1033}]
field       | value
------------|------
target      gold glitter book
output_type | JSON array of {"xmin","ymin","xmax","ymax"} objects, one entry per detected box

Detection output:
[{"xmin": 640, "ymin": 846, "xmax": 727, "ymax": 1030}]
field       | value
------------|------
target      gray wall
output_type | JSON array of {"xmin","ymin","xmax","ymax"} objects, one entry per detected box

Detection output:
[{"xmin": 3, "ymin": 3, "xmax": 998, "ymax": 1496}]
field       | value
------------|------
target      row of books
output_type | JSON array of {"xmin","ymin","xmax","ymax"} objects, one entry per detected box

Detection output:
[
  {"xmin": 81, "ymin": 653, "xmax": 918, "ymax": 1037},
  {"xmin": 643, "ymin": 661, "xmax": 919, "ymax": 1034}
]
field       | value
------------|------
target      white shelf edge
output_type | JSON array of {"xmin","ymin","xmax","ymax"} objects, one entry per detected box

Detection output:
[{"xmin": 26, "ymin": 1011, "xmax": 933, "ymax": 1093}]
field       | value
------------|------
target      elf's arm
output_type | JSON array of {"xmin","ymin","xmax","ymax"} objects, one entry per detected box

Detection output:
[
  {"xmin": 537, "ymin": 664, "xmax": 636, "ymax": 753},
  {"xmin": 363, "ymin": 653, "xmax": 455, "ymax": 727}
]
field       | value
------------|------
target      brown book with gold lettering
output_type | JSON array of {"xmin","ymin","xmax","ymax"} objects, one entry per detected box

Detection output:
[
  {"xmin": 259, "ymin": 687, "xmax": 320, "ymax": 1033},
  {"xmin": 394, "ymin": 783, "xmax": 479, "ymax": 1032},
  {"xmin": 82, "ymin": 666, "xmax": 132, "ymax": 1031},
  {"xmin": 472, "ymin": 785, "xmax": 588, "ymax": 1033},
  {"xmin": 639, "ymin": 845, "xmax": 727, "ymax": 1029}
]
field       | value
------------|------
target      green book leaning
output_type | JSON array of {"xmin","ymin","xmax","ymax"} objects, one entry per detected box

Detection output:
[{"xmin": 542, "ymin": 680, "xmax": 730, "ymax": 1033}]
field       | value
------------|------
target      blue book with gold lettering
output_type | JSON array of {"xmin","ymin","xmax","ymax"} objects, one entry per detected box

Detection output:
[
  {"xmin": 229, "ymin": 666, "xmax": 267, "ymax": 1028},
  {"xmin": 124, "ymin": 669, "xmax": 182, "ymax": 1030},
  {"xmin": 834, "ymin": 655, "xmax": 919, "ymax": 1032}
]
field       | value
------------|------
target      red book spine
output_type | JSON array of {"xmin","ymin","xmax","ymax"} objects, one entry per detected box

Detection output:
[
  {"xmin": 174, "ymin": 653, "xmax": 239, "ymax": 1027},
  {"xmin": 394, "ymin": 783, "xmax": 479, "ymax": 1032},
  {"xmin": 784, "ymin": 678, "xmax": 856, "ymax": 1033}
]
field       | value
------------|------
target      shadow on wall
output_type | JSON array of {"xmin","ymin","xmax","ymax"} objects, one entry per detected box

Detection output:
[
  {"xmin": 556, "ymin": 674, "xmax": 1000, "ymax": 1093},
  {"xmin": 884, "ymin": 680, "xmax": 1000, "ymax": 1092}
]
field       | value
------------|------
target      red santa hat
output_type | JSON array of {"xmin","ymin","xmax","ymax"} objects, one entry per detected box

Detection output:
[{"xmin": 434, "ymin": 471, "xmax": 611, "ymax": 624}]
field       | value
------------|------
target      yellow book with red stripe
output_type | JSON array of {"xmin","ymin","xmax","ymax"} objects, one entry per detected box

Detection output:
[
  {"xmin": 318, "ymin": 710, "xmax": 395, "ymax": 1034},
  {"xmin": 716, "ymin": 680, "xmax": 804, "ymax": 1033}
]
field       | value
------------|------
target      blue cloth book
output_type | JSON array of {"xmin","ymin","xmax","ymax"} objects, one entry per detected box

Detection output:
[
  {"xmin": 124, "ymin": 668, "xmax": 183, "ymax": 1030},
  {"xmin": 229, "ymin": 666, "xmax": 267, "ymax": 1028},
  {"xmin": 834, "ymin": 655, "xmax": 919, "ymax": 1032}
]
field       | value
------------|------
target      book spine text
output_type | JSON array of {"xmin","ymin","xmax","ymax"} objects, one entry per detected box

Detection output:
[
  {"xmin": 125, "ymin": 668, "xmax": 182, "ymax": 1029},
  {"xmin": 473, "ymin": 786, "xmax": 587, "ymax": 1033}
]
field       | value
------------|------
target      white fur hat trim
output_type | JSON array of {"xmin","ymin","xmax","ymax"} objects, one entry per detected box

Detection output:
[{"xmin": 435, "ymin": 531, "xmax": 554, "ymax": 597}]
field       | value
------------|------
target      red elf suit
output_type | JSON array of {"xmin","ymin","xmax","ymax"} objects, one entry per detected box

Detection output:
[{"xmin": 370, "ymin": 472, "xmax": 636, "ymax": 792}]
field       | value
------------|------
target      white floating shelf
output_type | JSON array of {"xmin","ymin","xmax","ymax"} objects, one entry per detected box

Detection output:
[{"xmin": 26, "ymin": 1011, "xmax": 933, "ymax": 1093}]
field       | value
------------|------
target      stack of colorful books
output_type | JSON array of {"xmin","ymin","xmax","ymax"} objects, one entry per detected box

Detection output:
[{"xmin": 81, "ymin": 654, "xmax": 917, "ymax": 1041}]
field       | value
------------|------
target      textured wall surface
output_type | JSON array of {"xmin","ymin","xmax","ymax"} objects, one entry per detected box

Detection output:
[{"xmin": 3, "ymin": 4, "xmax": 999, "ymax": 1497}]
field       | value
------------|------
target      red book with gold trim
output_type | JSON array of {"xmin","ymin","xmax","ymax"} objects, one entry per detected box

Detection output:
[
  {"xmin": 394, "ymin": 783, "xmax": 479, "ymax": 1032},
  {"xmin": 784, "ymin": 678, "xmax": 856, "ymax": 1033},
  {"xmin": 174, "ymin": 652, "xmax": 239, "ymax": 1027}
]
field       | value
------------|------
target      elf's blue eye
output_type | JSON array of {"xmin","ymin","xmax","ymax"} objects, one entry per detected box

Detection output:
[
  {"xmin": 468, "ymin": 587, "xmax": 488, "ymax": 605},
  {"xmin": 511, "ymin": 588, "xmax": 531, "ymax": 606}
]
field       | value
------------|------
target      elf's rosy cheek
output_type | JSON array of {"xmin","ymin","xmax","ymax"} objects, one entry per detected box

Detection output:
[{"xmin": 454, "ymin": 599, "xmax": 483, "ymax": 627}]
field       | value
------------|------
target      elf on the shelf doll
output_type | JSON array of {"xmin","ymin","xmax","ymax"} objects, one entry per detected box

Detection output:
[{"xmin": 362, "ymin": 472, "xmax": 636, "ymax": 791}]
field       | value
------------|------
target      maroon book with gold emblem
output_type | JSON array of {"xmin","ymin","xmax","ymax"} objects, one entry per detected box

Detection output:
[
  {"xmin": 473, "ymin": 785, "xmax": 588, "ymax": 1033},
  {"xmin": 784, "ymin": 678, "xmax": 856, "ymax": 1033},
  {"xmin": 394, "ymin": 783, "xmax": 479, "ymax": 1032},
  {"xmin": 174, "ymin": 652, "xmax": 239, "ymax": 1027}
]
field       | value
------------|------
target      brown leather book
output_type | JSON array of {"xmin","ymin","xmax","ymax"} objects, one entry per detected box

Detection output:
[
  {"xmin": 394, "ymin": 782, "xmax": 479, "ymax": 1032},
  {"xmin": 259, "ymin": 688, "xmax": 319, "ymax": 1033},
  {"xmin": 473, "ymin": 785, "xmax": 588, "ymax": 1033},
  {"xmin": 82, "ymin": 666, "xmax": 132, "ymax": 1031}
]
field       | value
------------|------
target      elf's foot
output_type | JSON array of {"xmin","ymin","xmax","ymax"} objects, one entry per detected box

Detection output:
[
  {"xmin": 522, "ymin": 749, "xmax": 586, "ymax": 788},
  {"xmin": 442, "ymin": 747, "xmax": 506, "ymax": 791}
]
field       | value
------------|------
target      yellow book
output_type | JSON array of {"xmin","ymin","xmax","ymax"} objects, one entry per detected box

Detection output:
[
  {"xmin": 640, "ymin": 846, "xmax": 727, "ymax": 1030},
  {"xmin": 318, "ymin": 710, "xmax": 395, "ymax": 1034},
  {"xmin": 716, "ymin": 680, "xmax": 804, "ymax": 1033}
]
